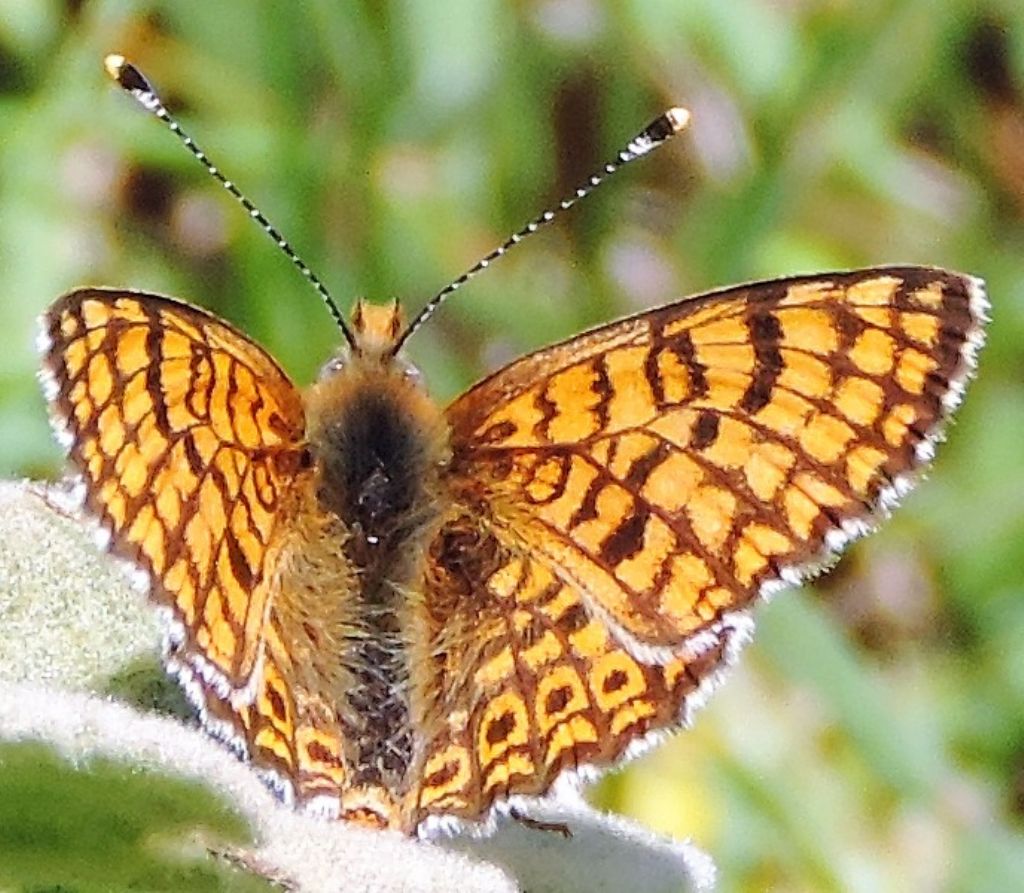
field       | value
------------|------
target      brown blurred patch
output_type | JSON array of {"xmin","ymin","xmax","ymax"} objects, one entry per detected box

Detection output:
[
  {"xmin": 815, "ymin": 545, "xmax": 942, "ymax": 654},
  {"xmin": 1008, "ymin": 750, "xmax": 1024, "ymax": 819},
  {"xmin": 962, "ymin": 19, "xmax": 1024, "ymax": 216},
  {"xmin": 121, "ymin": 165, "xmax": 177, "ymax": 225}
]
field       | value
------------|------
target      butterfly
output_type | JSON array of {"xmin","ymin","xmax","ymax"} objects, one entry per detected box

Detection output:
[{"xmin": 38, "ymin": 57, "xmax": 987, "ymax": 837}]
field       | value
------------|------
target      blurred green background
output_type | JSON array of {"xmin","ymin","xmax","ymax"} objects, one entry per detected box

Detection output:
[{"xmin": 2, "ymin": 0, "xmax": 1024, "ymax": 890}]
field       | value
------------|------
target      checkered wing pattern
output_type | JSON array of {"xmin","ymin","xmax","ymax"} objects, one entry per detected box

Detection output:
[
  {"xmin": 443, "ymin": 268, "xmax": 985, "ymax": 652},
  {"xmin": 39, "ymin": 288, "xmax": 308, "ymax": 690},
  {"xmin": 411, "ymin": 268, "xmax": 985, "ymax": 824}
]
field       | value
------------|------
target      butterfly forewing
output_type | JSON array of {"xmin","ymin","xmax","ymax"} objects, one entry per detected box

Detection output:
[
  {"xmin": 39, "ymin": 288, "xmax": 308, "ymax": 691},
  {"xmin": 443, "ymin": 268, "xmax": 986, "ymax": 654}
]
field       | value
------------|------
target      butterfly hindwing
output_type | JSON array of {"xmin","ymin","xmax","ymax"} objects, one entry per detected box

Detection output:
[{"xmin": 412, "ymin": 521, "xmax": 742, "ymax": 829}]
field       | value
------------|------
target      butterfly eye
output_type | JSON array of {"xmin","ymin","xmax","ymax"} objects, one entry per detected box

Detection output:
[{"xmin": 318, "ymin": 354, "xmax": 347, "ymax": 380}]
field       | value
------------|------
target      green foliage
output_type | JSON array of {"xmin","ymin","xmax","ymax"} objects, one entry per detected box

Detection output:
[
  {"xmin": 101, "ymin": 656, "xmax": 194, "ymax": 720},
  {"xmin": 1, "ymin": 1, "xmax": 1023, "ymax": 889},
  {"xmin": 0, "ymin": 743, "xmax": 270, "ymax": 892}
]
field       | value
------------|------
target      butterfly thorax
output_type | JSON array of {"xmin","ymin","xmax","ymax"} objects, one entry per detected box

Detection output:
[
  {"xmin": 306, "ymin": 300, "xmax": 447, "ymax": 562},
  {"xmin": 299, "ymin": 300, "xmax": 450, "ymax": 807}
]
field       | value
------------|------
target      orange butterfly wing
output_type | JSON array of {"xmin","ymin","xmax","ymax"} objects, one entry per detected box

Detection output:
[
  {"xmin": 411, "ymin": 529, "xmax": 745, "ymax": 827},
  {"xmin": 442, "ymin": 268, "xmax": 985, "ymax": 656},
  {"xmin": 39, "ymin": 288, "xmax": 308, "ymax": 692},
  {"xmin": 409, "ymin": 267, "xmax": 985, "ymax": 828}
]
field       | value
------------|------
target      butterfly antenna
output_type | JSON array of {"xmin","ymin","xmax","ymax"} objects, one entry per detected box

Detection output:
[
  {"xmin": 103, "ymin": 54, "xmax": 357, "ymax": 350},
  {"xmin": 392, "ymin": 106, "xmax": 690, "ymax": 355}
]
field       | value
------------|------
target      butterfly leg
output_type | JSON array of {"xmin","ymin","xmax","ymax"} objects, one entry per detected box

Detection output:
[{"xmin": 508, "ymin": 806, "xmax": 573, "ymax": 839}]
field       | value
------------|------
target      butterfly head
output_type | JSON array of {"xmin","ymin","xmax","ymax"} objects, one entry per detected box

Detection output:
[
  {"xmin": 317, "ymin": 298, "xmax": 422, "ymax": 386},
  {"xmin": 351, "ymin": 298, "xmax": 404, "ymax": 358}
]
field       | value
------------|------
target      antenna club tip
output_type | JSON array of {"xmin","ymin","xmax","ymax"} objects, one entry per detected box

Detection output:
[
  {"xmin": 103, "ymin": 53, "xmax": 154, "ymax": 98},
  {"xmin": 103, "ymin": 53, "xmax": 126, "ymax": 81},
  {"xmin": 665, "ymin": 107, "xmax": 691, "ymax": 133}
]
